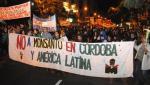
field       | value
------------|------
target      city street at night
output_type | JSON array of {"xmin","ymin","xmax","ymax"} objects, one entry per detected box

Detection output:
[{"xmin": 0, "ymin": 0, "xmax": 150, "ymax": 85}]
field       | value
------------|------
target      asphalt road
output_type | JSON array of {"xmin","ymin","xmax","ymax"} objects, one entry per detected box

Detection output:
[{"xmin": 0, "ymin": 58, "xmax": 134, "ymax": 85}]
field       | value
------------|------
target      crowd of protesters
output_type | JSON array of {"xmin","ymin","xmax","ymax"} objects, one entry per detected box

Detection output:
[
  {"xmin": 0, "ymin": 22, "xmax": 149, "ymax": 56},
  {"xmin": 0, "ymin": 22, "xmax": 150, "ymax": 85},
  {"xmin": 0, "ymin": 22, "xmax": 149, "ymax": 66}
]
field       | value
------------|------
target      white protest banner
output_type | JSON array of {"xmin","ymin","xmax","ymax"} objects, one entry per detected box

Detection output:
[
  {"xmin": 33, "ymin": 15, "xmax": 42, "ymax": 27},
  {"xmin": 33, "ymin": 15, "xmax": 57, "ymax": 31},
  {"xmin": 0, "ymin": 2, "xmax": 31, "ymax": 20},
  {"xmin": 9, "ymin": 33, "xmax": 134, "ymax": 78}
]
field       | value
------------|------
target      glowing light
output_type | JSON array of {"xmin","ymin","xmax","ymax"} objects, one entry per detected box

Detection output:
[
  {"xmin": 84, "ymin": 6, "xmax": 88, "ymax": 11},
  {"xmin": 94, "ymin": 12, "xmax": 97, "ymax": 16},
  {"xmin": 31, "ymin": 2, "xmax": 34, "ymax": 6},
  {"xmin": 71, "ymin": 4, "xmax": 76, "ymax": 9},
  {"xmin": 73, "ymin": 9, "xmax": 78, "ymax": 13},
  {"xmin": 63, "ymin": 2, "xmax": 69, "ymax": 7},
  {"xmin": 67, "ymin": 18, "xmax": 73, "ymax": 23}
]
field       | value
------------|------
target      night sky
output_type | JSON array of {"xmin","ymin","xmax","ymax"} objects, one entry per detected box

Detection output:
[
  {"xmin": 0, "ymin": 0, "xmax": 122, "ymax": 13},
  {"xmin": 0, "ymin": 0, "xmax": 124, "ymax": 23},
  {"xmin": 76, "ymin": 0, "xmax": 123, "ymax": 17},
  {"xmin": 92, "ymin": 0, "xmax": 121, "ymax": 11},
  {"xmin": 89, "ymin": 0, "xmax": 122, "ymax": 15}
]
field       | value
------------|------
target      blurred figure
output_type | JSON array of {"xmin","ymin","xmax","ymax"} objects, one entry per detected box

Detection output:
[
  {"xmin": 134, "ymin": 34, "xmax": 148, "ymax": 85},
  {"xmin": 113, "ymin": 36, "xmax": 118, "ymax": 42},
  {"xmin": 27, "ymin": 30, "xmax": 32, "ymax": 36},
  {"xmin": 92, "ymin": 31, "xmax": 99, "ymax": 42},
  {"xmin": 11, "ymin": 29, "xmax": 16, "ymax": 33},
  {"xmin": 41, "ymin": 28, "xmax": 53, "ymax": 39},
  {"xmin": 59, "ymin": 30, "xmax": 68, "ymax": 41},
  {"xmin": 1, "ymin": 27, "xmax": 8, "ymax": 57},
  {"xmin": 53, "ymin": 31, "xmax": 60, "ymax": 40},
  {"xmin": 20, "ymin": 30, "xmax": 25, "ymax": 35},
  {"xmin": 33, "ymin": 29, "xmax": 41, "ymax": 37},
  {"xmin": 141, "ymin": 31, "xmax": 150, "ymax": 85},
  {"xmin": 82, "ymin": 32, "xmax": 87, "ymax": 42},
  {"xmin": 107, "ymin": 35, "xmax": 112, "ymax": 42},
  {"xmin": 76, "ymin": 35, "xmax": 83, "ymax": 42}
]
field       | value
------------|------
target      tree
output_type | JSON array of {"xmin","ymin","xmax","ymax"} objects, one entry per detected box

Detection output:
[{"xmin": 33, "ymin": 0, "xmax": 64, "ymax": 18}]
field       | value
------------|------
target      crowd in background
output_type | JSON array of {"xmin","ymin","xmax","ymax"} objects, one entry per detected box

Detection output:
[
  {"xmin": 0, "ymin": 22, "xmax": 150, "ymax": 85},
  {"xmin": 0, "ymin": 22, "xmax": 149, "ymax": 57}
]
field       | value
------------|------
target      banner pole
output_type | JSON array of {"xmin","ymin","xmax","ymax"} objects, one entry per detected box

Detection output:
[{"xmin": 29, "ymin": 0, "xmax": 32, "ymax": 30}]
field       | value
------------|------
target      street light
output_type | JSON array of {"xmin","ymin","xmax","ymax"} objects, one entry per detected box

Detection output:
[
  {"xmin": 31, "ymin": 2, "xmax": 34, "ymax": 6},
  {"xmin": 84, "ymin": 6, "xmax": 88, "ymax": 11},
  {"xmin": 71, "ymin": 4, "xmax": 76, "ymax": 9},
  {"xmin": 63, "ymin": 2, "xmax": 69, "ymax": 7},
  {"xmin": 94, "ymin": 12, "xmax": 97, "ymax": 16},
  {"xmin": 63, "ymin": 1, "xmax": 70, "ymax": 12},
  {"xmin": 93, "ymin": 12, "xmax": 97, "ymax": 25},
  {"xmin": 98, "ymin": 15, "xmax": 100, "ymax": 18}
]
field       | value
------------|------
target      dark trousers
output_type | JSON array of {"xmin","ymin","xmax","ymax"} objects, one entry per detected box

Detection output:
[
  {"xmin": 143, "ymin": 70, "xmax": 150, "ymax": 85},
  {"xmin": 134, "ymin": 59, "xmax": 145, "ymax": 85}
]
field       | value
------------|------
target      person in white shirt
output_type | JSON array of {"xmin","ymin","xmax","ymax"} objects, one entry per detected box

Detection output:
[
  {"xmin": 141, "ymin": 35, "xmax": 150, "ymax": 85},
  {"xmin": 134, "ymin": 34, "xmax": 149, "ymax": 85},
  {"xmin": 59, "ymin": 30, "xmax": 68, "ymax": 41},
  {"xmin": 41, "ymin": 29, "xmax": 53, "ymax": 39}
]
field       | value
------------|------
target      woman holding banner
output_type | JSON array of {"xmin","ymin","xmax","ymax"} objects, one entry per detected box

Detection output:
[
  {"xmin": 141, "ymin": 30, "xmax": 150, "ymax": 85},
  {"xmin": 134, "ymin": 34, "xmax": 146, "ymax": 85},
  {"xmin": 134, "ymin": 31, "xmax": 150, "ymax": 85}
]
